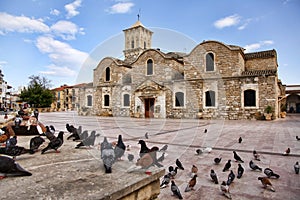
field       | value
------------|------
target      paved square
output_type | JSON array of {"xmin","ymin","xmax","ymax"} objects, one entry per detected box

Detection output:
[{"xmin": 1, "ymin": 112, "xmax": 299, "ymax": 199}]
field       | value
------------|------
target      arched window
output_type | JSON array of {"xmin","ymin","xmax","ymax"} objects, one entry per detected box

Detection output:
[
  {"xmin": 206, "ymin": 53, "xmax": 214, "ymax": 71},
  {"xmin": 205, "ymin": 90, "xmax": 215, "ymax": 107},
  {"xmin": 105, "ymin": 67, "xmax": 110, "ymax": 82},
  {"xmin": 244, "ymin": 89, "xmax": 256, "ymax": 107},
  {"xmin": 131, "ymin": 39, "xmax": 134, "ymax": 49},
  {"xmin": 123, "ymin": 94, "xmax": 130, "ymax": 107},
  {"xmin": 104, "ymin": 95, "xmax": 110, "ymax": 107},
  {"xmin": 147, "ymin": 59, "xmax": 153, "ymax": 75},
  {"xmin": 87, "ymin": 95, "xmax": 92, "ymax": 106},
  {"xmin": 175, "ymin": 92, "xmax": 184, "ymax": 107}
]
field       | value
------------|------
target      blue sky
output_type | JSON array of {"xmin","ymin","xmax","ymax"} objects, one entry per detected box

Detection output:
[{"xmin": 0, "ymin": 0, "xmax": 299, "ymax": 90}]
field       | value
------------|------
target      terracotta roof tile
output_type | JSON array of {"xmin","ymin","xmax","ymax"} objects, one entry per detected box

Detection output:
[
  {"xmin": 245, "ymin": 50, "xmax": 276, "ymax": 60},
  {"xmin": 242, "ymin": 69, "xmax": 277, "ymax": 76}
]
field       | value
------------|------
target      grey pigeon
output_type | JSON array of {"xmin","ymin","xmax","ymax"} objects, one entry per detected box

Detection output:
[
  {"xmin": 114, "ymin": 135, "xmax": 126, "ymax": 160},
  {"xmin": 171, "ymin": 180, "xmax": 183, "ymax": 199},
  {"xmin": 30, "ymin": 136, "xmax": 45, "ymax": 151},
  {"xmin": 138, "ymin": 140, "xmax": 150, "ymax": 158},
  {"xmin": 159, "ymin": 144, "xmax": 168, "ymax": 152},
  {"xmin": 127, "ymin": 153, "xmax": 134, "ymax": 162},
  {"xmin": 79, "ymin": 130, "xmax": 88, "ymax": 140},
  {"xmin": 223, "ymin": 160, "xmax": 231, "ymax": 172},
  {"xmin": 145, "ymin": 132, "xmax": 149, "ymax": 139},
  {"xmin": 238, "ymin": 137, "xmax": 242, "ymax": 143},
  {"xmin": 75, "ymin": 131, "xmax": 98, "ymax": 148},
  {"xmin": 227, "ymin": 170, "xmax": 235, "ymax": 185},
  {"xmin": 237, "ymin": 163, "xmax": 244, "ymax": 179},
  {"xmin": 210, "ymin": 169, "xmax": 218, "ymax": 184},
  {"xmin": 214, "ymin": 157, "xmax": 222, "ymax": 164},
  {"xmin": 253, "ymin": 150, "xmax": 261, "ymax": 161},
  {"xmin": 0, "ymin": 156, "xmax": 32, "ymax": 178},
  {"xmin": 294, "ymin": 162, "xmax": 299, "ymax": 174},
  {"xmin": 160, "ymin": 173, "xmax": 171, "ymax": 188},
  {"xmin": 176, "ymin": 158, "xmax": 184, "ymax": 170},
  {"xmin": 249, "ymin": 160, "xmax": 262, "ymax": 171},
  {"xmin": 157, "ymin": 152, "xmax": 165, "ymax": 163},
  {"xmin": 233, "ymin": 151, "xmax": 244, "ymax": 163},
  {"xmin": 101, "ymin": 141, "xmax": 115, "ymax": 173},
  {"xmin": 41, "ymin": 131, "xmax": 64, "ymax": 154},
  {"xmin": 264, "ymin": 168, "xmax": 280, "ymax": 178}
]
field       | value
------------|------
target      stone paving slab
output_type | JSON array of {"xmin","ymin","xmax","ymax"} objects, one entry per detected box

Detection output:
[{"xmin": 0, "ymin": 111, "xmax": 299, "ymax": 200}]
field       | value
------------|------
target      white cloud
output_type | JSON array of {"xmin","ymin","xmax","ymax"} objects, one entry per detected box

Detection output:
[
  {"xmin": 0, "ymin": 61, "xmax": 8, "ymax": 69},
  {"xmin": 50, "ymin": 9, "xmax": 60, "ymax": 16},
  {"xmin": 238, "ymin": 18, "xmax": 251, "ymax": 30},
  {"xmin": 214, "ymin": 14, "xmax": 241, "ymax": 29},
  {"xmin": 107, "ymin": 2, "xmax": 134, "ymax": 14},
  {"xmin": 65, "ymin": 0, "xmax": 82, "ymax": 19},
  {"xmin": 51, "ymin": 20, "xmax": 85, "ymax": 40},
  {"xmin": 0, "ymin": 12, "xmax": 50, "ymax": 35},
  {"xmin": 36, "ymin": 36, "xmax": 88, "ymax": 77},
  {"xmin": 244, "ymin": 40, "xmax": 274, "ymax": 53}
]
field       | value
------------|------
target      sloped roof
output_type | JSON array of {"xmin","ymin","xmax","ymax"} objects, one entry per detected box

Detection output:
[
  {"xmin": 245, "ymin": 50, "xmax": 276, "ymax": 60},
  {"xmin": 241, "ymin": 69, "xmax": 277, "ymax": 76}
]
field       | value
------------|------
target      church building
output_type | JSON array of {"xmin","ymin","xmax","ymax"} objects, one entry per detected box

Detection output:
[{"xmin": 87, "ymin": 20, "xmax": 285, "ymax": 120}]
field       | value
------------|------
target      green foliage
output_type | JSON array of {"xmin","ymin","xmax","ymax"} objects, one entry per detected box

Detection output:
[
  {"xmin": 264, "ymin": 105, "xmax": 273, "ymax": 114},
  {"xmin": 19, "ymin": 75, "xmax": 55, "ymax": 108}
]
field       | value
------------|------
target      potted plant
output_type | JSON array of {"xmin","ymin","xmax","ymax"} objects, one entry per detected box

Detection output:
[
  {"xmin": 264, "ymin": 105, "xmax": 273, "ymax": 120},
  {"xmin": 197, "ymin": 108, "xmax": 203, "ymax": 119},
  {"xmin": 280, "ymin": 104, "xmax": 287, "ymax": 118}
]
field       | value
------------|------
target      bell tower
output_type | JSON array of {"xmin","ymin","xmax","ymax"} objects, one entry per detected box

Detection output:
[{"xmin": 123, "ymin": 18, "xmax": 153, "ymax": 61}]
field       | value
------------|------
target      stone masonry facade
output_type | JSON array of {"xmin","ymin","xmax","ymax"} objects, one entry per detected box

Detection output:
[{"xmin": 82, "ymin": 20, "xmax": 284, "ymax": 120}]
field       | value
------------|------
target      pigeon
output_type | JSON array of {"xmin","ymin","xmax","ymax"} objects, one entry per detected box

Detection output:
[
  {"xmin": 171, "ymin": 180, "xmax": 183, "ymax": 199},
  {"xmin": 41, "ymin": 131, "xmax": 64, "ymax": 154},
  {"xmin": 220, "ymin": 181, "xmax": 232, "ymax": 199},
  {"xmin": 258, "ymin": 177, "xmax": 275, "ymax": 192},
  {"xmin": 159, "ymin": 144, "xmax": 168, "ymax": 152},
  {"xmin": 233, "ymin": 151, "xmax": 244, "ymax": 163},
  {"xmin": 210, "ymin": 169, "xmax": 218, "ymax": 184},
  {"xmin": 227, "ymin": 170, "xmax": 235, "ymax": 185},
  {"xmin": 128, "ymin": 153, "xmax": 134, "ymax": 162},
  {"xmin": 237, "ymin": 163, "xmax": 244, "ymax": 179},
  {"xmin": 44, "ymin": 126, "xmax": 56, "ymax": 141},
  {"xmin": 195, "ymin": 149, "xmax": 203, "ymax": 155},
  {"xmin": 149, "ymin": 146, "xmax": 163, "ymax": 168},
  {"xmin": 33, "ymin": 109, "xmax": 39, "ymax": 120},
  {"xmin": 176, "ymin": 158, "xmax": 184, "ymax": 170},
  {"xmin": 282, "ymin": 148, "xmax": 290, "ymax": 156},
  {"xmin": 160, "ymin": 173, "xmax": 171, "ymax": 188},
  {"xmin": 294, "ymin": 162, "xmax": 299, "ymax": 174},
  {"xmin": 136, "ymin": 152, "xmax": 154, "ymax": 169},
  {"xmin": 6, "ymin": 136, "xmax": 17, "ymax": 148},
  {"xmin": 185, "ymin": 174, "xmax": 197, "ymax": 192},
  {"xmin": 296, "ymin": 136, "xmax": 300, "ymax": 141},
  {"xmin": 145, "ymin": 132, "xmax": 149, "ymax": 139},
  {"xmin": 157, "ymin": 152, "xmax": 165, "ymax": 163},
  {"xmin": 249, "ymin": 160, "xmax": 262, "ymax": 171},
  {"xmin": 29, "ymin": 136, "xmax": 45, "ymax": 151},
  {"xmin": 223, "ymin": 160, "xmax": 231, "ymax": 172},
  {"xmin": 204, "ymin": 129, "xmax": 207, "ymax": 133},
  {"xmin": 214, "ymin": 157, "xmax": 222, "ymax": 164},
  {"xmin": 238, "ymin": 137, "xmax": 242, "ymax": 143},
  {"xmin": 49, "ymin": 125, "xmax": 56, "ymax": 134},
  {"xmin": 114, "ymin": 135, "xmax": 126, "ymax": 160},
  {"xmin": 75, "ymin": 131, "xmax": 98, "ymax": 148},
  {"xmin": 66, "ymin": 123, "xmax": 75, "ymax": 133},
  {"xmin": 203, "ymin": 147, "xmax": 212, "ymax": 153},
  {"xmin": 191, "ymin": 165, "xmax": 198, "ymax": 177},
  {"xmin": 253, "ymin": 150, "xmax": 261, "ymax": 161},
  {"xmin": 169, "ymin": 166, "xmax": 178, "ymax": 178},
  {"xmin": 0, "ymin": 146, "xmax": 34, "ymax": 159},
  {"xmin": 14, "ymin": 117, "xmax": 22, "ymax": 129},
  {"xmin": 79, "ymin": 130, "xmax": 88, "ymax": 140},
  {"xmin": 264, "ymin": 168, "xmax": 280, "ymax": 178},
  {"xmin": 101, "ymin": 139, "xmax": 115, "ymax": 173},
  {"xmin": 138, "ymin": 140, "xmax": 150, "ymax": 158},
  {"xmin": 0, "ymin": 156, "xmax": 32, "ymax": 179},
  {"xmin": 67, "ymin": 126, "xmax": 80, "ymax": 141},
  {"xmin": 100, "ymin": 137, "xmax": 109, "ymax": 152}
]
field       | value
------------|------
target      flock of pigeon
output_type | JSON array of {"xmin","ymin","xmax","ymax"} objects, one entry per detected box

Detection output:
[
  {"xmin": 0, "ymin": 122, "xmax": 299, "ymax": 199},
  {"xmin": 158, "ymin": 134, "xmax": 300, "ymax": 199}
]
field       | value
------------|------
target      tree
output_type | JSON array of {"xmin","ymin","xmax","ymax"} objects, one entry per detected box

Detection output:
[{"xmin": 20, "ymin": 75, "xmax": 55, "ymax": 108}]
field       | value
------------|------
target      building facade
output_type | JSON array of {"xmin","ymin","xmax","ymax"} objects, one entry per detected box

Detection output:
[{"xmin": 86, "ymin": 20, "xmax": 284, "ymax": 120}]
